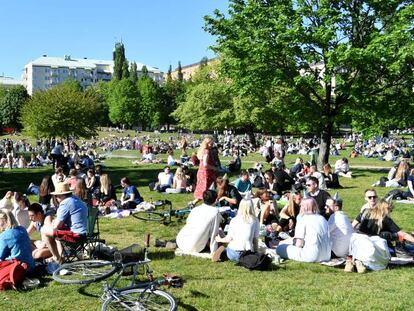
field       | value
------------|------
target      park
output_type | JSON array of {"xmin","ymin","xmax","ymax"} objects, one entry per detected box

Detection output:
[{"xmin": 1, "ymin": 1, "xmax": 414, "ymax": 310}]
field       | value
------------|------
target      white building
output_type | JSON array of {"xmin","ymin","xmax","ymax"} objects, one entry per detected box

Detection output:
[{"xmin": 23, "ymin": 55, "xmax": 163, "ymax": 95}]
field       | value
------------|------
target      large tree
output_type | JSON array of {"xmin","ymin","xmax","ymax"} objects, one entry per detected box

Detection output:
[
  {"xmin": 205, "ymin": 0, "xmax": 414, "ymax": 167},
  {"xmin": 137, "ymin": 69, "xmax": 162, "ymax": 129},
  {"xmin": 21, "ymin": 81, "xmax": 99, "ymax": 139},
  {"xmin": 113, "ymin": 42, "xmax": 127, "ymax": 80},
  {"xmin": 106, "ymin": 79, "xmax": 141, "ymax": 127},
  {"xmin": 0, "ymin": 85, "xmax": 29, "ymax": 129}
]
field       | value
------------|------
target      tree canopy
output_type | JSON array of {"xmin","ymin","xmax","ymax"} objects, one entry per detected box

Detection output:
[
  {"xmin": 0, "ymin": 85, "xmax": 29, "ymax": 128},
  {"xmin": 205, "ymin": 0, "xmax": 414, "ymax": 166},
  {"xmin": 21, "ymin": 80, "xmax": 100, "ymax": 139}
]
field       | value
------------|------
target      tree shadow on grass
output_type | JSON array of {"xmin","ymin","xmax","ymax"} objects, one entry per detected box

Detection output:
[{"xmin": 148, "ymin": 250, "xmax": 176, "ymax": 260}]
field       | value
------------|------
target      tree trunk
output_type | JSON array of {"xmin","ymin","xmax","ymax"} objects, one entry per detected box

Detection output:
[
  {"xmin": 245, "ymin": 125, "xmax": 256, "ymax": 148},
  {"xmin": 318, "ymin": 121, "xmax": 333, "ymax": 170},
  {"xmin": 67, "ymin": 136, "xmax": 71, "ymax": 152}
]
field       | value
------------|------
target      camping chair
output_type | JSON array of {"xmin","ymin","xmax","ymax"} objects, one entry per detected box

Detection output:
[{"xmin": 59, "ymin": 205, "xmax": 104, "ymax": 263}]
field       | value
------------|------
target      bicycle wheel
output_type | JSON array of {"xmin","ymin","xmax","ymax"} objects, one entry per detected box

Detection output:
[
  {"xmin": 53, "ymin": 260, "xmax": 119, "ymax": 285},
  {"xmin": 102, "ymin": 288, "xmax": 177, "ymax": 311},
  {"xmin": 133, "ymin": 211, "xmax": 166, "ymax": 222}
]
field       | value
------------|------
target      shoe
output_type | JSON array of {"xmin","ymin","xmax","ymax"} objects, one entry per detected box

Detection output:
[
  {"xmin": 154, "ymin": 239, "xmax": 166, "ymax": 247},
  {"xmin": 27, "ymin": 182, "xmax": 34, "ymax": 193},
  {"xmin": 166, "ymin": 241, "xmax": 177, "ymax": 249},
  {"xmin": 186, "ymin": 202, "xmax": 195, "ymax": 209},
  {"xmin": 211, "ymin": 246, "xmax": 225, "ymax": 262},
  {"xmin": 354, "ymin": 260, "xmax": 367, "ymax": 273},
  {"xmin": 344, "ymin": 259, "xmax": 355, "ymax": 273}
]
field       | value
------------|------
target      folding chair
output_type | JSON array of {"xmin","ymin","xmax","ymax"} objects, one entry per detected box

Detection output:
[{"xmin": 60, "ymin": 205, "xmax": 105, "ymax": 262}]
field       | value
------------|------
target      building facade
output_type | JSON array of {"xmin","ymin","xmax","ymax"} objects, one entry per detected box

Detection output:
[{"xmin": 23, "ymin": 55, "xmax": 163, "ymax": 95}]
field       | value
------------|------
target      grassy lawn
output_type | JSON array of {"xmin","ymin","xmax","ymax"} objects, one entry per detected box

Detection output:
[{"xmin": 0, "ymin": 135, "xmax": 413, "ymax": 311}]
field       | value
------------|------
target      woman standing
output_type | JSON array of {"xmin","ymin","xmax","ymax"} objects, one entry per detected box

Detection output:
[{"xmin": 191, "ymin": 137, "xmax": 217, "ymax": 205}]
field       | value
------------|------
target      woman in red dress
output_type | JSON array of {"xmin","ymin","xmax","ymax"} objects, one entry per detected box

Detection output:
[{"xmin": 192, "ymin": 137, "xmax": 217, "ymax": 205}]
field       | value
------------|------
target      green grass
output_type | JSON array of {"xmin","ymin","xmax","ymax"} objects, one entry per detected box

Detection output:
[{"xmin": 0, "ymin": 135, "xmax": 413, "ymax": 311}]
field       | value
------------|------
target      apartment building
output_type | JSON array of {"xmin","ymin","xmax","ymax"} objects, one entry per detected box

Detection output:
[{"xmin": 23, "ymin": 55, "xmax": 163, "ymax": 95}]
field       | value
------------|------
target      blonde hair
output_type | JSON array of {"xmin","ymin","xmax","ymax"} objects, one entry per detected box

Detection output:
[
  {"xmin": 237, "ymin": 199, "xmax": 256, "ymax": 223},
  {"xmin": 100, "ymin": 174, "xmax": 111, "ymax": 195},
  {"xmin": 299, "ymin": 198, "xmax": 319, "ymax": 215},
  {"xmin": 174, "ymin": 167, "xmax": 185, "ymax": 181},
  {"xmin": 0, "ymin": 209, "xmax": 19, "ymax": 230},
  {"xmin": 323, "ymin": 163, "xmax": 332, "ymax": 175},
  {"xmin": 395, "ymin": 160, "xmax": 409, "ymax": 181},
  {"xmin": 287, "ymin": 192, "xmax": 301, "ymax": 217},
  {"xmin": 365, "ymin": 199, "xmax": 392, "ymax": 231},
  {"xmin": 197, "ymin": 136, "xmax": 213, "ymax": 159}
]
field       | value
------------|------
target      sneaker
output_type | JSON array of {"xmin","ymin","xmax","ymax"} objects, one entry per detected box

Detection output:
[
  {"xmin": 355, "ymin": 260, "xmax": 367, "ymax": 273},
  {"xmin": 26, "ymin": 182, "xmax": 35, "ymax": 194},
  {"xmin": 211, "ymin": 246, "xmax": 225, "ymax": 262},
  {"xmin": 344, "ymin": 259, "xmax": 355, "ymax": 273}
]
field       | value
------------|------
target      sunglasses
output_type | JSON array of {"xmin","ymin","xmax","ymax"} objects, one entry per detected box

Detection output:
[{"xmin": 367, "ymin": 196, "xmax": 377, "ymax": 199}]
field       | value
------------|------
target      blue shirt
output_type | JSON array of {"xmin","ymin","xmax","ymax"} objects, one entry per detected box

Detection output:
[
  {"xmin": 123, "ymin": 185, "xmax": 143, "ymax": 204},
  {"xmin": 56, "ymin": 196, "xmax": 87, "ymax": 235},
  {"xmin": 234, "ymin": 178, "xmax": 252, "ymax": 193},
  {"xmin": 0, "ymin": 226, "xmax": 35, "ymax": 271}
]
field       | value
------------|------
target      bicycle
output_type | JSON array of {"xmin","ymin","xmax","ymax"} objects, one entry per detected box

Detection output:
[
  {"xmin": 52, "ymin": 234, "xmax": 182, "ymax": 311},
  {"xmin": 133, "ymin": 200, "xmax": 192, "ymax": 224}
]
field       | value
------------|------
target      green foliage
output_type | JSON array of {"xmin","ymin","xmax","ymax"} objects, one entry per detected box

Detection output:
[
  {"xmin": 172, "ymin": 65, "xmax": 233, "ymax": 130},
  {"xmin": 113, "ymin": 42, "xmax": 127, "ymax": 80},
  {"xmin": 137, "ymin": 75, "xmax": 162, "ymax": 129},
  {"xmin": 0, "ymin": 85, "xmax": 29, "ymax": 128},
  {"xmin": 122, "ymin": 59, "xmax": 130, "ymax": 79},
  {"xmin": 160, "ymin": 71, "xmax": 186, "ymax": 128},
  {"xmin": 204, "ymin": 0, "xmax": 414, "ymax": 164},
  {"xmin": 85, "ymin": 82, "xmax": 111, "ymax": 126},
  {"xmin": 21, "ymin": 82, "xmax": 99, "ymax": 138},
  {"xmin": 177, "ymin": 61, "xmax": 183, "ymax": 82},
  {"xmin": 130, "ymin": 62, "xmax": 138, "ymax": 83},
  {"xmin": 106, "ymin": 79, "xmax": 141, "ymax": 127}
]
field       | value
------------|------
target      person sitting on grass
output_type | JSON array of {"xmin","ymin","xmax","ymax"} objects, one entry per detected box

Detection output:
[
  {"xmin": 41, "ymin": 183, "xmax": 87, "ymax": 263},
  {"xmin": 305, "ymin": 176, "xmax": 331, "ymax": 219},
  {"xmin": 325, "ymin": 195, "xmax": 352, "ymax": 258},
  {"xmin": 120, "ymin": 177, "xmax": 144, "ymax": 209},
  {"xmin": 155, "ymin": 166, "xmax": 174, "ymax": 192},
  {"xmin": 233, "ymin": 169, "xmax": 252, "ymax": 195},
  {"xmin": 165, "ymin": 167, "xmax": 189, "ymax": 194},
  {"xmin": 13, "ymin": 192, "xmax": 30, "ymax": 229},
  {"xmin": 347, "ymin": 198, "xmax": 414, "ymax": 273},
  {"xmin": 176, "ymin": 190, "xmax": 223, "ymax": 254},
  {"xmin": 334, "ymin": 158, "xmax": 353, "ymax": 178},
  {"xmin": 27, "ymin": 203, "xmax": 54, "ymax": 260},
  {"xmin": 275, "ymin": 189, "xmax": 302, "ymax": 237},
  {"xmin": 213, "ymin": 196, "xmax": 259, "ymax": 262},
  {"xmin": 253, "ymin": 189, "xmax": 279, "ymax": 226},
  {"xmin": 276, "ymin": 198, "xmax": 331, "ymax": 263},
  {"xmin": 215, "ymin": 175, "xmax": 242, "ymax": 210},
  {"xmin": 0, "ymin": 209, "xmax": 35, "ymax": 273}
]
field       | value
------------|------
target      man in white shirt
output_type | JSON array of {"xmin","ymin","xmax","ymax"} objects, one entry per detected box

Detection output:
[
  {"xmin": 176, "ymin": 190, "xmax": 223, "ymax": 253},
  {"xmin": 326, "ymin": 196, "xmax": 352, "ymax": 258},
  {"xmin": 156, "ymin": 166, "xmax": 174, "ymax": 192}
]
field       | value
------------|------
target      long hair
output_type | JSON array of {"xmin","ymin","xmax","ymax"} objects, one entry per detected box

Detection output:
[
  {"xmin": 395, "ymin": 160, "xmax": 409, "ymax": 180},
  {"xmin": 174, "ymin": 167, "xmax": 185, "ymax": 181},
  {"xmin": 216, "ymin": 176, "xmax": 229, "ymax": 199},
  {"xmin": 39, "ymin": 175, "xmax": 53, "ymax": 197},
  {"xmin": 197, "ymin": 136, "xmax": 213, "ymax": 159},
  {"xmin": 323, "ymin": 163, "xmax": 332, "ymax": 175},
  {"xmin": 0, "ymin": 209, "xmax": 19, "ymax": 230},
  {"xmin": 287, "ymin": 192, "xmax": 301, "ymax": 217},
  {"xmin": 237, "ymin": 199, "xmax": 256, "ymax": 223},
  {"xmin": 73, "ymin": 177, "xmax": 88, "ymax": 201},
  {"xmin": 300, "ymin": 198, "xmax": 319, "ymax": 215},
  {"xmin": 100, "ymin": 174, "xmax": 111, "ymax": 196},
  {"xmin": 365, "ymin": 199, "xmax": 392, "ymax": 230}
]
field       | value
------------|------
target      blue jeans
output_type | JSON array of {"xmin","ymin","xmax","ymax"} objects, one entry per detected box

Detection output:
[{"xmin": 226, "ymin": 248, "xmax": 242, "ymax": 262}]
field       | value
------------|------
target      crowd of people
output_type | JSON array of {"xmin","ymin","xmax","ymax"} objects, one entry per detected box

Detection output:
[{"xmin": 0, "ymin": 130, "xmax": 414, "ymax": 288}]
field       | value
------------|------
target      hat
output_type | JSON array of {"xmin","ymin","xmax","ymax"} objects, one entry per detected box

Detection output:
[{"xmin": 51, "ymin": 182, "xmax": 72, "ymax": 195}]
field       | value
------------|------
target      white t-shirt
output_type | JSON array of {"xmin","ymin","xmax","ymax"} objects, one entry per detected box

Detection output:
[
  {"xmin": 292, "ymin": 214, "xmax": 331, "ymax": 262},
  {"xmin": 176, "ymin": 204, "xmax": 222, "ymax": 253},
  {"xmin": 328, "ymin": 211, "xmax": 352, "ymax": 257},
  {"xmin": 227, "ymin": 216, "xmax": 259, "ymax": 252},
  {"xmin": 158, "ymin": 172, "xmax": 173, "ymax": 186}
]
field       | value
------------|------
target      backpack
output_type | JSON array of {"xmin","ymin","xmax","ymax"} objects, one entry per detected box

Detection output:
[
  {"xmin": 385, "ymin": 189, "xmax": 404, "ymax": 200},
  {"xmin": 0, "ymin": 259, "xmax": 28, "ymax": 290},
  {"xmin": 238, "ymin": 251, "xmax": 272, "ymax": 271}
]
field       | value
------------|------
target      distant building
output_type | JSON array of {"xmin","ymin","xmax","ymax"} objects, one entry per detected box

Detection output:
[
  {"xmin": 23, "ymin": 55, "xmax": 163, "ymax": 95},
  {"xmin": 0, "ymin": 76, "xmax": 24, "ymax": 88},
  {"xmin": 169, "ymin": 58, "xmax": 217, "ymax": 81}
]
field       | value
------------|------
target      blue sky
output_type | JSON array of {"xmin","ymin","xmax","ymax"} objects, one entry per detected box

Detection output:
[{"xmin": 0, "ymin": 1, "xmax": 229, "ymax": 79}]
